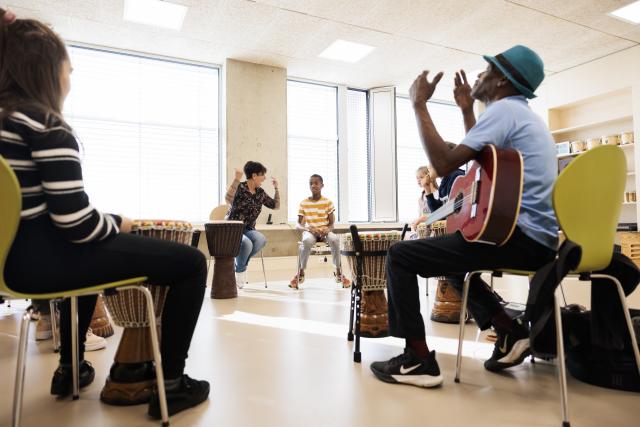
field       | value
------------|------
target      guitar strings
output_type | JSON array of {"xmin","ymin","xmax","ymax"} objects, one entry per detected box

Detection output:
[{"xmin": 426, "ymin": 191, "xmax": 476, "ymax": 223}]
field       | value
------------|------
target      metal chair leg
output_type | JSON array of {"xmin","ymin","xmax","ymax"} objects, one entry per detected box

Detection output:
[
  {"xmin": 296, "ymin": 242, "xmax": 302, "ymax": 289},
  {"xmin": 135, "ymin": 286, "xmax": 169, "ymax": 427},
  {"xmin": 455, "ymin": 272, "xmax": 474, "ymax": 383},
  {"xmin": 559, "ymin": 282, "xmax": 568, "ymax": 306},
  {"xmin": 50, "ymin": 299, "xmax": 60, "ymax": 353},
  {"xmin": 206, "ymin": 257, "xmax": 213, "ymax": 278},
  {"xmin": 593, "ymin": 274, "xmax": 640, "ymax": 377},
  {"xmin": 353, "ymin": 285, "xmax": 362, "ymax": 363},
  {"xmin": 347, "ymin": 286, "xmax": 355, "ymax": 341},
  {"xmin": 71, "ymin": 296, "xmax": 80, "ymax": 400},
  {"xmin": 554, "ymin": 288, "xmax": 570, "ymax": 427},
  {"xmin": 260, "ymin": 251, "xmax": 268, "ymax": 288},
  {"xmin": 12, "ymin": 309, "xmax": 31, "ymax": 427}
]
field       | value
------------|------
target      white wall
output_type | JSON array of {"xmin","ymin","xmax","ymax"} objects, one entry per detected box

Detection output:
[{"xmin": 532, "ymin": 45, "xmax": 640, "ymax": 128}]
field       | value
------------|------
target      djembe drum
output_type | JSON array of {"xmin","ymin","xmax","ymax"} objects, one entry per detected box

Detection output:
[
  {"xmin": 418, "ymin": 221, "xmax": 465, "ymax": 323},
  {"xmin": 100, "ymin": 219, "xmax": 193, "ymax": 405},
  {"xmin": 205, "ymin": 220, "xmax": 245, "ymax": 299},
  {"xmin": 89, "ymin": 295, "xmax": 114, "ymax": 337},
  {"xmin": 342, "ymin": 230, "xmax": 401, "ymax": 340}
]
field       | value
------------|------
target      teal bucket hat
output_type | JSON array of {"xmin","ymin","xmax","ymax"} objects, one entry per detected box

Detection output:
[{"xmin": 483, "ymin": 45, "xmax": 544, "ymax": 99}]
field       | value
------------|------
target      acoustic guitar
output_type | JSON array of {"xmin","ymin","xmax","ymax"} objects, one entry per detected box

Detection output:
[{"xmin": 424, "ymin": 145, "xmax": 523, "ymax": 246}]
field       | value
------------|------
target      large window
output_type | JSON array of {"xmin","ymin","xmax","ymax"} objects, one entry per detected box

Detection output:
[
  {"xmin": 396, "ymin": 97, "xmax": 465, "ymax": 221},
  {"xmin": 63, "ymin": 46, "xmax": 219, "ymax": 222},
  {"xmin": 346, "ymin": 89, "xmax": 369, "ymax": 222},
  {"xmin": 287, "ymin": 81, "xmax": 338, "ymax": 221}
]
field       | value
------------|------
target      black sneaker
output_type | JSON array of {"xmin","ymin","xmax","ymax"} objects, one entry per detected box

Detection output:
[
  {"xmin": 50, "ymin": 360, "xmax": 95, "ymax": 396},
  {"xmin": 370, "ymin": 348, "xmax": 443, "ymax": 388},
  {"xmin": 484, "ymin": 319, "xmax": 531, "ymax": 372},
  {"xmin": 148, "ymin": 374, "xmax": 210, "ymax": 419}
]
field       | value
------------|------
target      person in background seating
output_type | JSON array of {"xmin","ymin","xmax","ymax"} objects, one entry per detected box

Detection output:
[
  {"xmin": 290, "ymin": 174, "xmax": 350, "ymax": 289},
  {"xmin": 225, "ymin": 161, "xmax": 280, "ymax": 288}
]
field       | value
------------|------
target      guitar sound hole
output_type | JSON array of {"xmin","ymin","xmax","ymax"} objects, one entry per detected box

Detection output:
[{"xmin": 453, "ymin": 193, "xmax": 464, "ymax": 213}]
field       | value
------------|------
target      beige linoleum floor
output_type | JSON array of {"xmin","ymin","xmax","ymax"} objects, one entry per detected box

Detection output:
[{"xmin": 1, "ymin": 257, "xmax": 638, "ymax": 427}]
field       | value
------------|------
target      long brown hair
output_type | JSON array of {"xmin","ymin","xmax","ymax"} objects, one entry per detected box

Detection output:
[{"xmin": 0, "ymin": 8, "xmax": 68, "ymax": 123}]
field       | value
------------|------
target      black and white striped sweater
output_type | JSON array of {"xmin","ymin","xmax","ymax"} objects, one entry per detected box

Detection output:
[{"xmin": 0, "ymin": 108, "xmax": 120, "ymax": 243}]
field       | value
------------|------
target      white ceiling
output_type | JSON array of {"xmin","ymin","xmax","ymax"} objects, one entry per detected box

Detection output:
[{"xmin": 8, "ymin": 0, "xmax": 640, "ymax": 95}]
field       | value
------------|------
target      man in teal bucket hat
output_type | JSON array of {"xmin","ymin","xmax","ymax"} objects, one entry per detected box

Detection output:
[
  {"xmin": 482, "ymin": 44, "xmax": 545, "ymax": 99},
  {"xmin": 370, "ymin": 45, "xmax": 559, "ymax": 389}
]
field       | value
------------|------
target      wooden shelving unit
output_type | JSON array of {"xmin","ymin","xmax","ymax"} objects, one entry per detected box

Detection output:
[
  {"xmin": 557, "ymin": 152, "xmax": 581, "ymax": 159},
  {"xmin": 548, "ymin": 88, "xmax": 636, "ymax": 227},
  {"xmin": 551, "ymin": 115, "xmax": 633, "ymax": 136}
]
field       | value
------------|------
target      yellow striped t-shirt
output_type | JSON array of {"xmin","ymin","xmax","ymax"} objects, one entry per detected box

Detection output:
[{"xmin": 298, "ymin": 196, "xmax": 335, "ymax": 227}]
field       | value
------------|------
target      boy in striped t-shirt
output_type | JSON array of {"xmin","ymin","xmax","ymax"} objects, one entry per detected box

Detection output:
[{"xmin": 290, "ymin": 174, "xmax": 350, "ymax": 289}]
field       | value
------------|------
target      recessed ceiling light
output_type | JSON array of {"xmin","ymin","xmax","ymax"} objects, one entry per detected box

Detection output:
[
  {"xmin": 124, "ymin": 0, "xmax": 188, "ymax": 30},
  {"xmin": 609, "ymin": 1, "xmax": 640, "ymax": 25},
  {"xmin": 318, "ymin": 39, "xmax": 375, "ymax": 63}
]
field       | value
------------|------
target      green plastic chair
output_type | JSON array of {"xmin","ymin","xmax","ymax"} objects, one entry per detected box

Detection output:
[
  {"xmin": 0, "ymin": 157, "xmax": 170, "ymax": 427},
  {"xmin": 453, "ymin": 145, "xmax": 640, "ymax": 427}
]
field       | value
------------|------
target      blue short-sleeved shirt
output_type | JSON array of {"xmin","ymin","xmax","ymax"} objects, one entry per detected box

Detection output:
[{"xmin": 460, "ymin": 95, "xmax": 558, "ymax": 249}]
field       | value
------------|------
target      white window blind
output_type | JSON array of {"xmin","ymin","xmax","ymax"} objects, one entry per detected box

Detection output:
[
  {"xmin": 396, "ymin": 97, "xmax": 465, "ymax": 222},
  {"xmin": 63, "ymin": 46, "xmax": 219, "ymax": 222},
  {"xmin": 370, "ymin": 87, "xmax": 397, "ymax": 221},
  {"xmin": 287, "ymin": 81, "xmax": 338, "ymax": 222},
  {"xmin": 346, "ymin": 89, "xmax": 369, "ymax": 222}
]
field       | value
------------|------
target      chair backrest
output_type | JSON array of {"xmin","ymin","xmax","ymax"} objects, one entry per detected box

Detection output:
[
  {"xmin": 0, "ymin": 156, "xmax": 22, "ymax": 294},
  {"xmin": 552, "ymin": 145, "xmax": 626, "ymax": 272},
  {"xmin": 209, "ymin": 204, "xmax": 230, "ymax": 221}
]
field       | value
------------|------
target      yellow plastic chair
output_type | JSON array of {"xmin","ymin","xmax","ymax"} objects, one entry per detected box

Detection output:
[
  {"xmin": 454, "ymin": 145, "xmax": 640, "ymax": 427},
  {"xmin": 0, "ymin": 157, "xmax": 170, "ymax": 427},
  {"xmin": 208, "ymin": 204, "xmax": 230, "ymax": 221}
]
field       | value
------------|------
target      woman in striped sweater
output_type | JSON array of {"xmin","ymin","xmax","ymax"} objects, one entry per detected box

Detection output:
[{"xmin": 0, "ymin": 10, "xmax": 208, "ymax": 418}]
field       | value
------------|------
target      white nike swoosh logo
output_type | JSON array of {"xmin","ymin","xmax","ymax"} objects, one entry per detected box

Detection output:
[
  {"xmin": 399, "ymin": 363, "xmax": 421, "ymax": 374},
  {"xmin": 499, "ymin": 336, "xmax": 509, "ymax": 354}
]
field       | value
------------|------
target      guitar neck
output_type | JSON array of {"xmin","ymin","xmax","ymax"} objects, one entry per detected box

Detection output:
[{"xmin": 424, "ymin": 198, "xmax": 456, "ymax": 227}]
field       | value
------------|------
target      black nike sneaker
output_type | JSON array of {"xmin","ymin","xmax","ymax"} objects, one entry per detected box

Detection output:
[
  {"xmin": 370, "ymin": 348, "xmax": 443, "ymax": 388},
  {"xmin": 484, "ymin": 318, "xmax": 531, "ymax": 372}
]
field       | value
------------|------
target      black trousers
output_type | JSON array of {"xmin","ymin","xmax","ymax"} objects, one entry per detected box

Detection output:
[
  {"xmin": 6, "ymin": 217, "xmax": 207, "ymax": 378},
  {"xmin": 386, "ymin": 227, "xmax": 556, "ymax": 340}
]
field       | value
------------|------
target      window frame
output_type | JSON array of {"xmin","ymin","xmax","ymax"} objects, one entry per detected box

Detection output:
[
  {"xmin": 394, "ymin": 94, "xmax": 464, "ymax": 222},
  {"xmin": 342, "ymin": 86, "xmax": 371, "ymax": 223},
  {"xmin": 65, "ymin": 43, "xmax": 223, "ymax": 223},
  {"xmin": 286, "ymin": 78, "xmax": 340, "ymax": 222}
]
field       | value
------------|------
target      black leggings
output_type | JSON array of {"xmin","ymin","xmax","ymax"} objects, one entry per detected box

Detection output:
[
  {"xmin": 6, "ymin": 217, "xmax": 206, "ymax": 379},
  {"xmin": 386, "ymin": 227, "xmax": 556, "ymax": 339}
]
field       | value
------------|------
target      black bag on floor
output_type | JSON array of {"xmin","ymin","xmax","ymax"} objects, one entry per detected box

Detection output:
[
  {"xmin": 527, "ymin": 241, "xmax": 640, "ymax": 392},
  {"xmin": 562, "ymin": 306, "xmax": 640, "ymax": 392}
]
